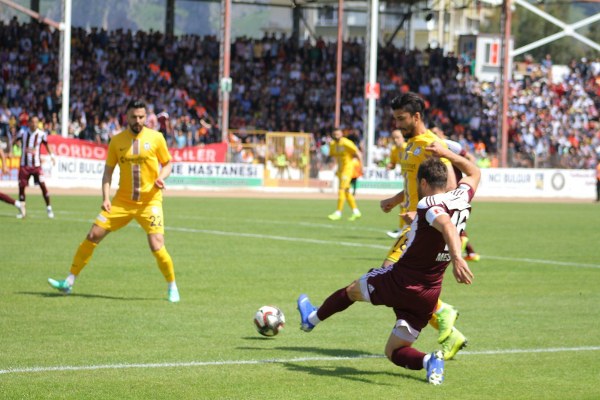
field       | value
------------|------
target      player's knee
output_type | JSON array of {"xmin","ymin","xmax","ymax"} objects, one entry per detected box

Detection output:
[
  {"xmin": 87, "ymin": 225, "xmax": 107, "ymax": 243},
  {"xmin": 346, "ymin": 280, "xmax": 363, "ymax": 302},
  {"xmin": 148, "ymin": 233, "xmax": 165, "ymax": 251},
  {"xmin": 384, "ymin": 343, "xmax": 396, "ymax": 360}
]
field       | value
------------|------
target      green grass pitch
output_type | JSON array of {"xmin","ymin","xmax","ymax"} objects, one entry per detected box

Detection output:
[{"xmin": 0, "ymin": 193, "xmax": 599, "ymax": 399}]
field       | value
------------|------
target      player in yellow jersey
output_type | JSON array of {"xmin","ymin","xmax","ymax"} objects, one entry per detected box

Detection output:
[
  {"xmin": 379, "ymin": 92, "xmax": 466, "ymax": 360},
  {"xmin": 385, "ymin": 129, "xmax": 406, "ymax": 239},
  {"xmin": 48, "ymin": 99, "xmax": 180, "ymax": 302},
  {"xmin": 328, "ymin": 128, "xmax": 363, "ymax": 221}
]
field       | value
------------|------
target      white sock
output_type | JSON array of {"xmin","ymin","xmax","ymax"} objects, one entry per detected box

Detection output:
[
  {"xmin": 308, "ymin": 310, "xmax": 321, "ymax": 326},
  {"xmin": 423, "ymin": 353, "xmax": 431, "ymax": 369},
  {"xmin": 353, "ymin": 208, "xmax": 360, "ymax": 214},
  {"xmin": 66, "ymin": 274, "xmax": 76, "ymax": 286},
  {"xmin": 168, "ymin": 281, "xmax": 178, "ymax": 290},
  {"xmin": 14, "ymin": 200, "xmax": 21, "ymax": 209},
  {"xmin": 47, "ymin": 205, "xmax": 53, "ymax": 211},
  {"xmin": 333, "ymin": 210, "xmax": 341, "ymax": 216}
]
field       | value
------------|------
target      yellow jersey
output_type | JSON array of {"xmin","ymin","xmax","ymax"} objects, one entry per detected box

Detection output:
[
  {"xmin": 389, "ymin": 142, "xmax": 407, "ymax": 167},
  {"xmin": 106, "ymin": 126, "xmax": 172, "ymax": 204},
  {"xmin": 330, "ymin": 136, "xmax": 359, "ymax": 177},
  {"xmin": 400, "ymin": 129, "xmax": 450, "ymax": 212}
]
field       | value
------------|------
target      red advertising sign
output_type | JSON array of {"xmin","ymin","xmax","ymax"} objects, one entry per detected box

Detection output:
[{"xmin": 44, "ymin": 135, "xmax": 228, "ymax": 162}]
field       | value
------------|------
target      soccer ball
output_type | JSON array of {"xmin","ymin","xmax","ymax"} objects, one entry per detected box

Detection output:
[{"xmin": 254, "ymin": 305, "xmax": 285, "ymax": 337}]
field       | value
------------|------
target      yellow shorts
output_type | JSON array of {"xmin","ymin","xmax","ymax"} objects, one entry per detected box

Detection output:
[
  {"xmin": 338, "ymin": 174, "xmax": 353, "ymax": 191},
  {"xmin": 94, "ymin": 197, "xmax": 165, "ymax": 235},
  {"xmin": 385, "ymin": 225, "xmax": 411, "ymax": 263}
]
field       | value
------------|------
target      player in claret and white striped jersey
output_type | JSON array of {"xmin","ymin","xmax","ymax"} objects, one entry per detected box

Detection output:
[
  {"xmin": 12, "ymin": 116, "xmax": 56, "ymax": 218},
  {"xmin": 297, "ymin": 141, "xmax": 480, "ymax": 385}
]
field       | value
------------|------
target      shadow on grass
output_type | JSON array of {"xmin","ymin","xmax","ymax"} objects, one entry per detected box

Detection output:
[
  {"xmin": 17, "ymin": 291, "xmax": 156, "ymax": 301},
  {"xmin": 237, "ymin": 344, "xmax": 374, "ymax": 358},
  {"xmin": 282, "ymin": 362, "xmax": 420, "ymax": 385},
  {"xmin": 236, "ymin": 344, "xmax": 423, "ymax": 384}
]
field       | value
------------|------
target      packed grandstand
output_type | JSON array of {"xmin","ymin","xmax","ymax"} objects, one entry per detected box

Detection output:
[{"xmin": 1, "ymin": 17, "xmax": 599, "ymax": 169}]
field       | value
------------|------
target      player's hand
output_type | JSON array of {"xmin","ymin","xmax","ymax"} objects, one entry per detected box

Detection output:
[
  {"xmin": 1, "ymin": 165, "xmax": 8, "ymax": 174},
  {"xmin": 155, "ymin": 178, "xmax": 166, "ymax": 190},
  {"xmin": 380, "ymin": 197, "xmax": 396, "ymax": 213},
  {"xmin": 425, "ymin": 142, "xmax": 450, "ymax": 158},
  {"xmin": 101, "ymin": 199, "xmax": 112, "ymax": 213},
  {"xmin": 452, "ymin": 257, "xmax": 474, "ymax": 284}
]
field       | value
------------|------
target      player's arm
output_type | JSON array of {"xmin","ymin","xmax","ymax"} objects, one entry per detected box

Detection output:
[
  {"xmin": 8, "ymin": 134, "xmax": 21, "ymax": 157},
  {"xmin": 101, "ymin": 165, "xmax": 115, "ymax": 212},
  {"xmin": 380, "ymin": 190, "xmax": 404, "ymax": 213},
  {"xmin": 42, "ymin": 139, "xmax": 56, "ymax": 165},
  {"xmin": 155, "ymin": 160, "xmax": 172, "ymax": 190},
  {"xmin": 426, "ymin": 142, "xmax": 481, "ymax": 192},
  {"xmin": 355, "ymin": 148, "xmax": 363, "ymax": 168},
  {"xmin": 0, "ymin": 147, "xmax": 7, "ymax": 174},
  {"xmin": 431, "ymin": 213, "xmax": 473, "ymax": 284},
  {"xmin": 445, "ymin": 162, "xmax": 457, "ymax": 191},
  {"xmin": 445, "ymin": 139, "xmax": 477, "ymax": 163}
]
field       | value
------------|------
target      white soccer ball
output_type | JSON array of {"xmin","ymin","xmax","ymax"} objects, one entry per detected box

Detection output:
[{"xmin": 254, "ymin": 305, "xmax": 285, "ymax": 337}]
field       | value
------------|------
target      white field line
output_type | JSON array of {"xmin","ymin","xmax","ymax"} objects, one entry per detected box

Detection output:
[
  {"xmin": 43, "ymin": 216, "xmax": 600, "ymax": 269},
  {"xmin": 1, "ymin": 346, "xmax": 599, "ymax": 375},
  {"xmin": 166, "ymin": 226, "xmax": 600, "ymax": 269}
]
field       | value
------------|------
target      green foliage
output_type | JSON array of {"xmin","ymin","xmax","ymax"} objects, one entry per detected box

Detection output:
[{"xmin": 0, "ymin": 195, "xmax": 599, "ymax": 399}]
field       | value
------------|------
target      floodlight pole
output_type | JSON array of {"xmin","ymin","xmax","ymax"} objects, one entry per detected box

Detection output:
[
  {"xmin": 219, "ymin": 0, "xmax": 232, "ymax": 143},
  {"xmin": 0, "ymin": 0, "xmax": 69, "ymax": 137},
  {"xmin": 60, "ymin": 0, "xmax": 72, "ymax": 137},
  {"xmin": 364, "ymin": 0, "xmax": 379, "ymax": 167},
  {"xmin": 334, "ymin": 0, "xmax": 343, "ymax": 128},
  {"xmin": 500, "ymin": 0, "xmax": 511, "ymax": 168}
]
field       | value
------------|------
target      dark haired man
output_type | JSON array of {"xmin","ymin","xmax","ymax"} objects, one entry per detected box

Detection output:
[
  {"xmin": 298, "ymin": 141, "xmax": 480, "ymax": 385},
  {"xmin": 48, "ymin": 99, "xmax": 180, "ymax": 302}
]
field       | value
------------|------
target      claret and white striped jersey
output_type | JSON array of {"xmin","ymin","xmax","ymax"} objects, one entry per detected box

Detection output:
[
  {"xmin": 397, "ymin": 183, "xmax": 474, "ymax": 286},
  {"xmin": 16, "ymin": 127, "xmax": 49, "ymax": 167}
]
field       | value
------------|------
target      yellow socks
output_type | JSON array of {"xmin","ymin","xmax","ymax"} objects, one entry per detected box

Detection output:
[
  {"xmin": 70, "ymin": 239, "xmax": 97, "ymax": 276},
  {"xmin": 153, "ymin": 246, "xmax": 176, "ymax": 282}
]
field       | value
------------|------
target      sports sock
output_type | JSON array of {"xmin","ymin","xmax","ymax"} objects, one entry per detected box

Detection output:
[
  {"xmin": 70, "ymin": 239, "xmax": 97, "ymax": 275},
  {"xmin": 466, "ymin": 242, "xmax": 475, "ymax": 254},
  {"xmin": 316, "ymin": 288, "xmax": 354, "ymax": 321},
  {"xmin": 336, "ymin": 189, "xmax": 345, "ymax": 211},
  {"xmin": 39, "ymin": 182, "xmax": 51, "ymax": 206},
  {"xmin": 153, "ymin": 246, "xmax": 175, "ymax": 282},
  {"xmin": 66, "ymin": 273, "xmax": 76, "ymax": 286},
  {"xmin": 428, "ymin": 299, "xmax": 444, "ymax": 330},
  {"xmin": 391, "ymin": 346, "xmax": 425, "ymax": 370},
  {"xmin": 346, "ymin": 190, "xmax": 357, "ymax": 210},
  {"xmin": 308, "ymin": 310, "xmax": 321, "ymax": 327},
  {"xmin": 0, "ymin": 192, "xmax": 16, "ymax": 205}
]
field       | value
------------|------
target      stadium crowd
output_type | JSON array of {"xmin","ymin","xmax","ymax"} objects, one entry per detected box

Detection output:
[{"xmin": 1, "ymin": 17, "xmax": 599, "ymax": 169}]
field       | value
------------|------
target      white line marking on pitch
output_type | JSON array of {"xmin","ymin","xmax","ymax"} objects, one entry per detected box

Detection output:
[
  {"xmin": 1, "ymin": 346, "xmax": 599, "ymax": 375},
  {"xmin": 58, "ymin": 217, "xmax": 600, "ymax": 269},
  {"xmin": 167, "ymin": 226, "xmax": 600, "ymax": 269}
]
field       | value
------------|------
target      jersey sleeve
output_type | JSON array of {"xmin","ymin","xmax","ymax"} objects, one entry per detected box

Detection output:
[
  {"xmin": 456, "ymin": 183, "xmax": 475, "ymax": 202},
  {"xmin": 344, "ymin": 137, "xmax": 358, "ymax": 155},
  {"xmin": 156, "ymin": 134, "xmax": 172, "ymax": 165},
  {"xmin": 444, "ymin": 139, "xmax": 463, "ymax": 155},
  {"xmin": 105, "ymin": 139, "xmax": 118, "ymax": 168},
  {"xmin": 425, "ymin": 206, "xmax": 448, "ymax": 225}
]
